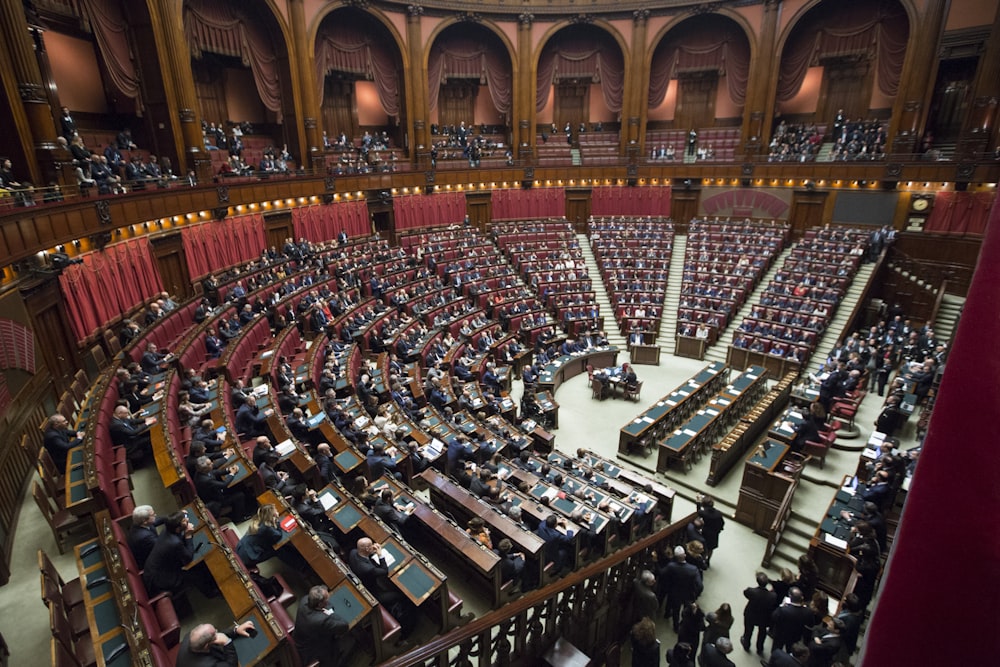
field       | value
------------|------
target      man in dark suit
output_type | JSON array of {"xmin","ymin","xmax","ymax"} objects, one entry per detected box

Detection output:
[
  {"xmin": 874, "ymin": 395, "xmax": 905, "ymax": 437},
  {"xmin": 696, "ymin": 495, "xmax": 725, "ymax": 566},
  {"xmin": 632, "ymin": 570, "xmax": 659, "ymax": 624},
  {"xmin": 43, "ymin": 414, "xmax": 83, "ymax": 472},
  {"xmin": 372, "ymin": 489, "xmax": 410, "ymax": 532},
  {"xmin": 770, "ymin": 588, "xmax": 814, "ymax": 654},
  {"xmin": 497, "ymin": 538, "xmax": 526, "ymax": 590},
  {"xmin": 859, "ymin": 470, "xmax": 894, "ymax": 511},
  {"xmin": 536, "ymin": 514, "xmax": 574, "ymax": 573},
  {"xmin": 175, "ymin": 620, "xmax": 256, "ymax": 667},
  {"xmin": 293, "ymin": 586, "xmax": 351, "ymax": 667},
  {"xmin": 741, "ymin": 572, "xmax": 777, "ymax": 655},
  {"xmin": 662, "ymin": 545, "xmax": 703, "ymax": 630},
  {"xmin": 109, "ymin": 405, "xmax": 154, "ymax": 461},
  {"xmin": 139, "ymin": 342, "xmax": 169, "ymax": 375},
  {"xmin": 235, "ymin": 396, "xmax": 272, "ymax": 438},
  {"xmin": 767, "ymin": 642, "xmax": 810, "ymax": 667},
  {"xmin": 701, "ymin": 637, "xmax": 736, "ymax": 667},
  {"xmin": 193, "ymin": 456, "xmax": 249, "ymax": 522},
  {"xmin": 366, "ymin": 442, "xmax": 400, "ymax": 480},
  {"xmin": 142, "ymin": 511, "xmax": 196, "ymax": 596},
  {"xmin": 348, "ymin": 537, "xmax": 416, "ymax": 639},
  {"xmin": 126, "ymin": 505, "xmax": 167, "ymax": 570},
  {"xmin": 205, "ymin": 329, "xmax": 225, "ymax": 359}
]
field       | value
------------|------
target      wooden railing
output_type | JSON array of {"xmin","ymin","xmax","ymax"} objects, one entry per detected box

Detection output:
[
  {"xmin": 762, "ymin": 481, "xmax": 798, "ymax": 568},
  {"xmin": 380, "ymin": 512, "xmax": 698, "ymax": 667}
]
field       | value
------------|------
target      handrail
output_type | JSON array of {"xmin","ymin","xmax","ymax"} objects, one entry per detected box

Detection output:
[
  {"xmin": 379, "ymin": 511, "xmax": 698, "ymax": 667},
  {"xmin": 929, "ymin": 279, "xmax": 949, "ymax": 330},
  {"xmin": 841, "ymin": 246, "xmax": 888, "ymax": 338},
  {"xmin": 762, "ymin": 480, "xmax": 798, "ymax": 568}
]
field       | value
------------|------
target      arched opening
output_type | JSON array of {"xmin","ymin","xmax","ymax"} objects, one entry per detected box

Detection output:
[
  {"xmin": 314, "ymin": 8, "xmax": 407, "ymax": 158},
  {"xmin": 427, "ymin": 22, "xmax": 514, "ymax": 154},
  {"xmin": 536, "ymin": 24, "xmax": 625, "ymax": 147}
]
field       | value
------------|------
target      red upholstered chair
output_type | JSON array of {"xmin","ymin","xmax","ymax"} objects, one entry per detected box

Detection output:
[{"xmin": 804, "ymin": 439, "xmax": 831, "ymax": 469}]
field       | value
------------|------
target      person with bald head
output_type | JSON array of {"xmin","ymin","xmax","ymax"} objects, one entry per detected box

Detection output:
[
  {"xmin": 43, "ymin": 413, "xmax": 83, "ymax": 471},
  {"xmin": 109, "ymin": 404, "xmax": 155, "ymax": 462},
  {"xmin": 348, "ymin": 537, "xmax": 416, "ymax": 639},
  {"xmin": 176, "ymin": 619, "xmax": 256, "ymax": 666}
]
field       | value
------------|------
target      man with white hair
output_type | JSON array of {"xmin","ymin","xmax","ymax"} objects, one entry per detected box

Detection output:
[
  {"xmin": 126, "ymin": 505, "xmax": 165, "ymax": 569},
  {"xmin": 632, "ymin": 569, "xmax": 658, "ymax": 624},
  {"xmin": 176, "ymin": 619, "xmax": 256, "ymax": 666},
  {"xmin": 662, "ymin": 544, "xmax": 703, "ymax": 631},
  {"xmin": 700, "ymin": 636, "xmax": 736, "ymax": 667}
]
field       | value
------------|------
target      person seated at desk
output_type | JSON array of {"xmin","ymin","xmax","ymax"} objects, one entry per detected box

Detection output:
[
  {"xmin": 348, "ymin": 537, "xmax": 417, "ymax": 640},
  {"xmin": 193, "ymin": 456, "xmax": 251, "ymax": 522},
  {"xmin": 536, "ymin": 514, "xmax": 574, "ymax": 574},
  {"xmin": 143, "ymin": 510, "xmax": 207, "ymax": 597},
  {"xmin": 466, "ymin": 517, "xmax": 493, "ymax": 549},
  {"xmin": 622, "ymin": 363, "xmax": 638, "ymax": 387},
  {"xmin": 42, "ymin": 413, "xmax": 83, "ymax": 472},
  {"xmin": 695, "ymin": 323, "xmax": 710, "ymax": 341},
  {"xmin": 259, "ymin": 451, "xmax": 305, "ymax": 499},
  {"xmin": 185, "ymin": 441, "xmax": 231, "ymax": 478},
  {"xmin": 176, "ymin": 619, "xmax": 257, "ymax": 667},
  {"xmin": 874, "ymin": 395, "xmax": 906, "ymax": 437},
  {"xmin": 469, "ymin": 468, "xmax": 495, "ymax": 497},
  {"xmin": 236, "ymin": 504, "xmax": 303, "ymax": 569},
  {"xmin": 127, "ymin": 504, "xmax": 167, "ymax": 570},
  {"xmin": 235, "ymin": 395, "xmax": 273, "ymax": 438},
  {"xmin": 178, "ymin": 390, "xmax": 212, "ymax": 427},
  {"xmin": 496, "ymin": 538, "xmax": 527, "ymax": 591},
  {"xmin": 139, "ymin": 341, "xmax": 171, "ymax": 375},
  {"xmin": 373, "ymin": 488, "xmax": 411, "ymax": 532},
  {"xmin": 109, "ymin": 404, "xmax": 155, "ymax": 464},
  {"xmin": 293, "ymin": 585, "xmax": 352, "ymax": 667},
  {"xmin": 787, "ymin": 402, "xmax": 826, "ymax": 454},
  {"xmin": 366, "ymin": 442, "xmax": 402, "ymax": 481}
]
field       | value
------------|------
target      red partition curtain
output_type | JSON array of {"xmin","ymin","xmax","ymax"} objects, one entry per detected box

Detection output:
[
  {"xmin": 78, "ymin": 0, "xmax": 142, "ymax": 109},
  {"xmin": 181, "ymin": 214, "xmax": 266, "ymax": 279},
  {"xmin": 392, "ymin": 192, "xmax": 465, "ymax": 230},
  {"xmin": 776, "ymin": 0, "xmax": 909, "ymax": 102},
  {"xmin": 923, "ymin": 192, "xmax": 995, "ymax": 236},
  {"xmin": 292, "ymin": 201, "xmax": 371, "ymax": 242},
  {"xmin": 862, "ymin": 195, "xmax": 1000, "ymax": 667},
  {"xmin": 184, "ymin": 0, "xmax": 283, "ymax": 117},
  {"xmin": 58, "ymin": 238, "xmax": 163, "ymax": 341},
  {"xmin": 648, "ymin": 18, "xmax": 751, "ymax": 108},
  {"xmin": 491, "ymin": 188, "xmax": 566, "ymax": 220},
  {"xmin": 591, "ymin": 186, "xmax": 672, "ymax": 217},
  {"xmin": 536, "ymin": 35, "xmax": 624, "ymax": 113},
  {"xmin": 314, "ymin": 22, "xmax": 400, "ymax": 116},
  {"xmin": 427, "ymin": 36, "xmax": 512, "ymax": 115}
]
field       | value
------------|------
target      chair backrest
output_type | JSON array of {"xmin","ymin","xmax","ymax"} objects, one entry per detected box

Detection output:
[
  {"xmin": 38, "ymin": 462, "xmax": 62, "ymax": 503},
  {"xmin": 38, "ymin": 549, "xmax": 65, "ymax": 587},
  {"xmin": 33, "ymin": 481, "xmax": 57, "ymax": 530},
  {"xmin": 51, "ymin": 636, "xmax": 82, "ymax": 667}
]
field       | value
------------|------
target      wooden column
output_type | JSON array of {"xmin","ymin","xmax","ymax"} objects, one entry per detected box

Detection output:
[
  {"xmin": 0, "ymin": 0, "xmax": 62, "ymax": 186},
  {"xmin": 406, "ymin": 5, "xmax": 429, "ymax": 168},
  {"xmin": 741, "ymin": 0, "xmax": 781, "ymax": 155},
  {"xmin": 958, "ymin": 6, "xmax": 1000, "ymax": 157},
  {"xmin": 149, "ymin": 0, "xmax": 210, "ymax": 180},
  {"xmin": 516, "ymin": 13, "xmax": 535, "ymax": 161},
  {"xmin": 624, "ymin": 10, "xmax": 650, "ymax": 158},
  {"xmin": 289, "ymin": 0, "xmax": 323, "ymax": 170},
  {"xmin": 887, "ymin": 0, "xmax": 948, "ymax": 154}
]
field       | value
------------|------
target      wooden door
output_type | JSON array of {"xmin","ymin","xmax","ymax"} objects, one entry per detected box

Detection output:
[
  {"xmin": 675, "ymin": 72, "xmax": 717, "ymax": 131},
  {"xmin": 565, "ymin": 188, "xmax": 592, "ymax": 232},
  {"xmin": 817, "ymin": 56, "xmax": 873, "ymax": 127},
  {"xmin": 265, "ymin": 211, "xmax": 294, "ymax": 248},
  {"xmin": 554, "ymin": 83, "xmax": 588, "ymax": 135},
  {"xmin": 192, "ymin": 59, "xmax": 227, "ymax": 126},
  {"xmin": 21, "ymin": 279, "xmax": 80, "ymax": 394},
  {"xmin": 465, "ymin": 192, "xmax": 491, "ymax": 231},
  {"xmin": 152, "ymin": 233, "xmax": 191, "ymax": 298},
  {"xmin": 789, "ymin": 190, "xmax": 829, "ymax": 236},
  {"xmin": 322, "ymin": 77, "xmax": 358, "ymax": 140},
  {"xmin": 439, "ymin": 80, "xmax": 478, "ymax": 129}
]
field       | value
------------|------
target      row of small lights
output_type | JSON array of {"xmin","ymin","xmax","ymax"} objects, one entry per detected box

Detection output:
[{"xmin": 11, "ymin": 176, "xmax": 995, "ymax": 284}]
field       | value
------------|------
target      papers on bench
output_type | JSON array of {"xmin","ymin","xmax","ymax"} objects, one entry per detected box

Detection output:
[
  {"xmin": 379, "ymin": 548, "xmax": 396, "ymax": 567},
  {"xmin": 274, "ymin": 439, "xmax": 296, "ymax": 456}
]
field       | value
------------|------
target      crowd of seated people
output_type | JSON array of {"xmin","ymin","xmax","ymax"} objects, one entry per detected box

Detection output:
[
  {"xmin": 731, "ymin": 226, "xmax": 870, "ymax": 364},
  {"xmin": 677, "ymin": 218, "xmax": 788, "ymax": 340},
  {"xmin": 830, "ymin": 117, "xmax": 887, "ymax": 161},
  {"xmin": 767, "ymin": 121, "xmax": 824, "ymax": 162},
  {"xmin": 589, "ymin": 217, "xmax": 674, "ymax": 337}
]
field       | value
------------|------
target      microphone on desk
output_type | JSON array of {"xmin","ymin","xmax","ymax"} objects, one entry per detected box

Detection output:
[
  {"xmin": 105, "ymin": 642, "xmax": 129, "ymax": 663},
  {"xmin": 86, "ymin": 576, "xmax": 110, "ymax": 590}
]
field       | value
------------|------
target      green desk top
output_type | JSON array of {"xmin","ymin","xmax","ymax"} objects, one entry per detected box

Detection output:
[
  {"xmin": 93, "ymin": 596, "xmax": 121, "ymax": 636},
  {"xmin": 329, "ymin": 583, "xmax": 368, "ymax": 628},
  {"xmin": 747, "ymin": 440, "xmax": 788, "ymax": 469},
  {"xmin": 100, "ymin": 635, "xmax": 132, "ymax": 667},
  {"xmin": 79, "ymin": 541, "xmax": 104, "ymax": 568},
  {"xmin": 233, "ymin": 611, "xmax": 273, "ymax": 666},
  {"xmin": 392, "ymin": 561, "xmax": 437, "ymax": 605},
  {"xmin": 329, "ymin": 503, "xmax": 363, "ymax": 532},
  {"xmin": 334, "ymin": 449, "xmax": 362, "ymax": 471}
]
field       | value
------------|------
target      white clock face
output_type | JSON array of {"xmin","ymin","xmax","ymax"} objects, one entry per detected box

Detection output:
[{"xmin": 912, "ymin": 197, "xmax": 929, "ymax": 212}]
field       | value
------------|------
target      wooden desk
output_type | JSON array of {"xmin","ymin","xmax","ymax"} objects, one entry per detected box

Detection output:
[
  {"xmin": 674, "ymin": 335, "xmax": 707, "ymax": 360},
  {"xmin": 734, "ymin": 441, "xmax": 805, "ymax": 535},
  {"xmin": 535, "ymin": 346, "xmax": 619, "ymax": 393},
  {"xmin": 64, "ymin": 446, "xmax": 97, "ymax": 517},
  {"xmin": 808, "ymin": 476, "xmax": 866, "ymax": 598},
  {"xmin": 630, "ymin": 343, "xmax": 662, "ymax": 365}
]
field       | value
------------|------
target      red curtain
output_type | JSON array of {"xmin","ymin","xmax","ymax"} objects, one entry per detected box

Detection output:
[
  {"xmin": 536, "ymin": 32, "xmax": 625, "ymax": 113},
  {"xmin": 58, "ymin": 237, "xmax": 164, "ymax": 341},
  {"xmin": 648, "ymin": 16, "xmax": 751, "ymax": 108},
  {"xmin": 181, "ymin": 214, "xmax": 266, "ymax": 279},
  {"xmin": 392, "ymin": 192, "xmax": 465, "ymax": 230},
  {"xmin": 776, "ymin": 0, "xmax": 909, "ymax": 102},
  {"xmin": 591, "ymin": 186, "xmax": 672, "ymax": 217},
  {"xmin": 491, "ymin": 188, "xmax": 566, "ymax": 220},
  {"xmin": 292, "ymin": 201, "xmax": 370, "ymax": 242},
  {"xmin": 923, "ymin": 191, "xmax": 995, "ymax": 236},
  {"xmin": 862, "ymin": 193, "xmax": 1000, "ymax": 667}
]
